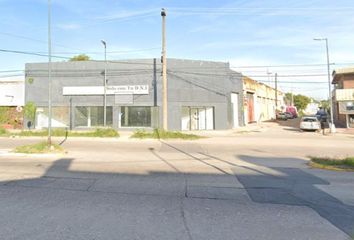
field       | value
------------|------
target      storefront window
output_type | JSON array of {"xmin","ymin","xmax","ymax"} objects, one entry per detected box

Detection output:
[
  {"xmin": 35, "ymin": 107, "xmax": 69, "ymax": 129},
  {"xmin": 74, "ymin": 107, "xmax": 88, "ymax": 127},
  {"xmin": 74, "ymin": 106, "xmax": 112, "ymax": 127},
  {"xmin": 121, "ymin": 106, "xmax": 152, "ymax": 127}
]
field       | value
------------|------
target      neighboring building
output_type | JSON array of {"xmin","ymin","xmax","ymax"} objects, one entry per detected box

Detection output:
[
  {"xmin": 0, "ymin": 80, "xmax": 24, "ymax": 107},
  {"xmin": 0, "ymin": 80, "xmax": 25, "ymax": 129},
  {"xmin": 25, "ymin": 58, "xmax": 244, "ymax": 131},
  {"xmin": 332, "ymin": 67, "xmax": 354, "ymax": 128},
  {"xmin": 243, "ymin": 76, "xmax": 285, "ymax": 124}
]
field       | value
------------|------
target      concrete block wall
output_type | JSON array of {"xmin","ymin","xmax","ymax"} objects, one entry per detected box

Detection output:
[{"xmin": 25, "ymin": 58, "xmax": 244, "ymax": 130}]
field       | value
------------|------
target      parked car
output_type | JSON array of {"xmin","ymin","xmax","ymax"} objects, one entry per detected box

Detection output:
[
  {"xmin": 284, "ymin": 112, "xmax": 293, "ymax": 119},
  {"xmin": 276, "ymin": 112, "xmax": 288, "ymax": 121},
  {"xmin": 286, "ymin": 106, "xmax": 298, "ymax": 118},
  {"xmin": 300, "ymin": 116, "xmax": 320, "ymax": 131}
]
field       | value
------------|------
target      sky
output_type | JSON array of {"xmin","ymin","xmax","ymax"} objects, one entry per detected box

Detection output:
[{"xmin": 1, "ymin": 0, "xmax": 354, "ymax": 100}]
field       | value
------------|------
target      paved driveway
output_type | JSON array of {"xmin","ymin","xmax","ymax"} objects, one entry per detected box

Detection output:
[{"xmin": 0, "ymin": 125, "xmax": 353, "ymax": 239}]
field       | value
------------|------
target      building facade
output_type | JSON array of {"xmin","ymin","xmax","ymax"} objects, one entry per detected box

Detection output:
[
  {"xmin": 25, "ymin": 59, "xmax": 244, "ymax": 131},
  {"xmin": 243, "ymin": 76, "xmax": 284, "ymax": 124},
  {"xmin": 332, "ymin": 67, "xmax": 354, "ymax": 128}
]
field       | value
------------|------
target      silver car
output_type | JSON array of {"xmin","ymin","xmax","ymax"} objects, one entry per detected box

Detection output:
[{"xmin": 300, "ymin": 116, "xmax": 320, "ymax": 131}]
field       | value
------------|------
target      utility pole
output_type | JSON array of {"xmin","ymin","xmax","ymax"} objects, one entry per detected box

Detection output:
[
  {"xmin": 325, "ymin": 39, "xmax": 335, "ymax": 133},
  {"xmin": 275, "ymin": 73, "xmax": 278, "ymax": 110},
  {"xmin": 314, "ymin": 38, "xmax": 335, "ymax": 133},
  {"xmin": 161, "ymin": 8, "xmax": 168, "ymax": 130},
  {"xmin": 101, "ymin": 40, "xmax": 107, "ymax": 127},
  {"xmin": 47, "ymin": 0, "xmax": 52, "ymax": 146}
]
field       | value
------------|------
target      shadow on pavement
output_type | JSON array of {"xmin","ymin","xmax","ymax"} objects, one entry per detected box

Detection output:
[{"xmin": 236, "ymin": 155, "xmax": 354, "ymax": 237}]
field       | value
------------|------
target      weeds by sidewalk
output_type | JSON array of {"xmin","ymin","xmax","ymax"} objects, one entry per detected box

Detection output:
[
  {"xmin": 131, "ymin": 129, "xmax": 201, "ymax": 140},
  {"xmin": 14, "ymin": 141, "xmax": 64, "ymax": 154},
  {"xmin": 1, "ymin": 128, "xmax": 119, "ymax": 138},
  {"xmin": 309, "ymin": 156, "xmax": 354, "ymax": 171}
]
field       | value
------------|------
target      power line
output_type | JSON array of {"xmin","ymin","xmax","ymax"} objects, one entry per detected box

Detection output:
[
  {"xmin": 258, "ymin": 80, "xmax": 327, "ymax": 84},
  {"xmin": 34, "ymin": 47, "xmax": 161, "ymax": 55},
  {"xmin": 168, "ymin": 69, "xmax": 328, "ymax": 78},
  {"xmin": 0, "ymin": 49, "xmax": 69, "ymax": 59},
  {"xmin": 0, "ymin": 31, "xmax": 87, "ymax": 52},
  {"xmin": 0, "ymin": 48, "xmax": 157, "ymax": 66},
  {"xmin": 0, "ymin": 70, "xmax": 24, "ymax": 73},
  {"xmin": 0, "ymin": 74, "xmax": 24, "ymax": 78},
  {"xmin": 2, "ymin": 46, "xmax": 354, "ymax": 70}
]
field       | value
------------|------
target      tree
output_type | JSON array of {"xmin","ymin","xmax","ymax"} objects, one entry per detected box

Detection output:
[
  {"xmin": 284, "ymin": 92, "xmax": 294, "ymax": 105},
  {"xmin": 293, "ymin": 94, "xmax": 311, "ymax": 113},
  {"xmin": 24, "ymin": 101, "xmax": 36, "ymax": 127},
  {"xmin": 69, "ymin": 54, "xmax": 90, "ymax": 61},
  {"xmin": 319, "ymin": 100, "xmax": 330, "ymax": 111}
]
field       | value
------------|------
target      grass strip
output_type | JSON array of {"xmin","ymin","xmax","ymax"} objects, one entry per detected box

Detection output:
[
  {"xmin": 309, "ymin": 156, "xmax": 354, "ymax": 171},
  {"xmin": 0, "ymin": 127, "xmax": 8, "ymax": 136},
  {"xmin": 131, "ymin": 129, "xmax": 201, "ymax": 140},
  {"xmin": 14, "ymin": 141, "xmax": 64, "ymax": 154},
  {"xmin": 14, "ymin": 128, "xmax": 119, "ymax": 138}
]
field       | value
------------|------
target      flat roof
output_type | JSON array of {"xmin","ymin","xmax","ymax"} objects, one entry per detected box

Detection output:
[{"xmin": 332, "ymin": 67, "xmax": 354, "ymax": 84}]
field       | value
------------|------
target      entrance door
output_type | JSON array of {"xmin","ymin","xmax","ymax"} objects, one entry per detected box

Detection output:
[
  {"xmin": 184, "ymin": 107, "xmax": 214, "ymax": 130},
  {"xmin": 247, "ymin": 93, "xmax": 255, "ymax": 123},
  {"xmin": 349, "ymin": 115, "xmax": 354, "ymax": 128},
  {"xmin": 190, "ymin": 108, "xmax": 200, "ymax": 130},
  {"xmin": 231, "ymin": 93, "xmax": 239, "ymax": 128}
]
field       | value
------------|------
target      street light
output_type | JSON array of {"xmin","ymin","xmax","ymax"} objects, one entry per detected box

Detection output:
[
  {"xmin": 48, "ymin": 0, "xmax": 52, "ymax": 145},
  {"xmin": 101, "ymin": 40, "xmax": 107, "ymax": 127},
  {"xmin": 314, "ymin": 38, "xmax": 336, "ymax": 133}
]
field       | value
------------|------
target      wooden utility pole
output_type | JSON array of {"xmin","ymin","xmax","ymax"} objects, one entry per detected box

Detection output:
[{"xmin": 161, "ymin": 8, "xmax": 168, "ymax": 130}]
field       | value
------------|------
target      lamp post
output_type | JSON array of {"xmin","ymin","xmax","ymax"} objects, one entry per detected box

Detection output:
[
  {"xmin": 314, "ymin": 38, "xmax": 336, "ymax": 133},
  {"xmin": 48, "ymin": 0, "xmax": 52, "ymax": 145},
  {"xmin": 101, "ymin": 40, "xmax": 107, "ymax": 127},
  {"xmin": 161, "ymin": 8, "xmax": 168, "ymax": 130}
]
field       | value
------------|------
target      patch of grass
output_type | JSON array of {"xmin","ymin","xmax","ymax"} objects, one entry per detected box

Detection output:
[
  {"xmin": 14, "ymin": 141, "xmax": 64, "ymax": 154},
  {"xmin": 309, "ymin": 156, "xmax": 354, "ymax": 171},
  {"xmin": 0, "ymin": 127, "xmax": 8, "ymax": 136},
  {"xmin": 17, "ymin": 128, "xmax": 119, "ymax": 138},
  {"xmin": 131, "ymin": 129, "xmax": 201, "ymax": 140},
  {"xmin": 70, "ymin": 128, "xmax": 119, "ymax": 137}
]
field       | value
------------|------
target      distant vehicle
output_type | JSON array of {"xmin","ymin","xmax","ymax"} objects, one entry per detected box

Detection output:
[
  {"xmin": 286, "ymin": 106, "xmax": 298, "ymax": 118},
  {"xmin": 284, "ymin": 112, "xmax": 294, "ymax": 119},
  {"xmin": 300, "ymin": 116, "xmax": 320, "ymax": 131},
  {"xmin": 276, "ymin": 112, "xmax": 288, "ymax": 121}
]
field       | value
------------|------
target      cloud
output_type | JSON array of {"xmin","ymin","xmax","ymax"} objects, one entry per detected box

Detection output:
[
  {"xmin": 97, "ymin": 9, "xmax": 157, "ymax": 21},
  {"xmin": 56, "ymin": 23, "xmax": 81, "ymax": 30}
]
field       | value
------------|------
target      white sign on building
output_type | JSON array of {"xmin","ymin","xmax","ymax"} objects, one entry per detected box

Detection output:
[
  {"xmin": 0, "ymin": 81, "xmax": 25, "ymax": 106},
  {"xmin": 63, "ymin": 85, "xmax": 149, "ymax": 96}
]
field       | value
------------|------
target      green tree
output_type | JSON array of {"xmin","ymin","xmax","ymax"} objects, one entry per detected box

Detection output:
[
  {"xmin": 320, "ymin": 100, "xmax": 330, "ymax": 111},
  {"xmin": 293, "ymin": 94, "xmax": 311, "ymax": 113},
  {"xmin": 284, "ymin": 92, "xmax": 294, "ymax": 105},
  {"xmin": 69, "ymin": 54, "xmax": 90, "ymax": 61},
  {"xmin": 24, "ymin": 101, "xmax": 36, "ymax": 123}
]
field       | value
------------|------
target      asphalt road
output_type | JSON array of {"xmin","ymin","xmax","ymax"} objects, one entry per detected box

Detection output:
[{"xmin": 0, "ymin": 123, "xmax": 353, "ymax": 240}]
